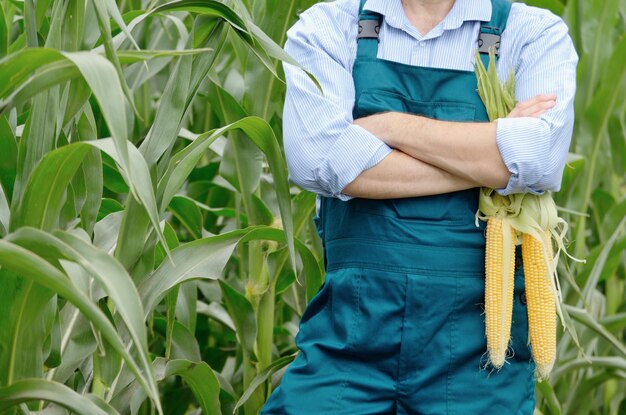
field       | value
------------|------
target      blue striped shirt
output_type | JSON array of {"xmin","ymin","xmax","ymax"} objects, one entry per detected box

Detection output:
[{"xmin": 282, "ymin": 0, "xmax": 578, "ymax": 201}]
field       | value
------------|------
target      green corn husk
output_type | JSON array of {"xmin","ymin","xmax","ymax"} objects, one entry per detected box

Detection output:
[{"xmin": 474, "ymin": 48, "xmax": 583, "ymax": 378}]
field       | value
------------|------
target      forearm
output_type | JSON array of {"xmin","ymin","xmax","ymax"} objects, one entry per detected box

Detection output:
[
  {"xmin": 342, "ymin": 149, "xmax": 479, "ymax": 199},
  {"xmin": 355, "ymin": 112, "xmax": 511, "ymax": 189}
]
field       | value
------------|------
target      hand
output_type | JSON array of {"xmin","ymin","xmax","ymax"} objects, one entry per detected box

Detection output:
[{"xmin": 508, "ymin": 94, "xmax": 557, "ymax": 118}]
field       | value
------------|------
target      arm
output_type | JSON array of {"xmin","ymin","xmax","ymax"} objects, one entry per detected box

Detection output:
[
  {"xmin": 353, "ymin": 11, "xmax": 577, "ymax": 195},
  {"xmin": 352, "ymin": 95, "xmax": 556, "ymax": 190},
  {"xmin": 282, "ymin": 4, "xmax": 390, "ymax": 201},
  {"xmin": 343, "ymin": 149, "xmax": 479, "ymax": 199},
  {"xmin": 348, "ymin": 95, "xmax": 555, "ymax": 196},
  {"xmin": 354, "ymin": 113, "xmax": 510, "ymax": 189}
]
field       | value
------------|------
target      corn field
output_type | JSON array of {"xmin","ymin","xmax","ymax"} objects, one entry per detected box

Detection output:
[{"xmin": 0, "ymin": 0, "xmax": 623, "ymax": 414}]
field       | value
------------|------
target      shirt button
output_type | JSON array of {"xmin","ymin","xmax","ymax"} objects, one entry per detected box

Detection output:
[{"xmin": 419, "ymin": 41, "xmax": 426, "ymax": 47}]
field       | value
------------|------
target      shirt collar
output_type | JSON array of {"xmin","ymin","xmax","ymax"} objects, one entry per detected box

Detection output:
[{"xmin": 363, "ymin": 0, "xmax": 492, "ymax": 38}]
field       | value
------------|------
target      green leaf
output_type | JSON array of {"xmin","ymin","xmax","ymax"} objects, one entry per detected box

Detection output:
[
  {"xmin": 233, "ymin": 354, "xmax": 297, "ymax": 413},
  {"xmin": 607, "ymin": 113, "xmax": 625, "ymax": 177},
  {"xmin": 134, "ymin": 13, "xmax": 227, "ymax": 167},
  {"xmin": 5, "ymin": 228, "xmax": 158, "ymax": 400},
  {"xmin": 153, "ymin": 317, "xmax": 201, "ymax": 362},
  {"xmin": 61, "ymin": 51, "xmax": 130, "ymax": 177},
  {"xmin": 521, "ymin": 0, "xmax": 565, "ymax": 16},
  {"xmin": 560, "ymin": 152, "xmax": 585, "ymax": 195},
  {"xmin": 150, "ymin": 1, "xmax": 250, "ymax": 36},
  {"xmin": 13, "ymin": 88, "xmax": 61, "ymax": 216},
  {"xmin": 0, "ymin": 379, "xmax": 115, "ymax": 415},
  {"xmin": 102, "ymin": 154, "xmax": 129, "ymax": 194},
  {"xmin": 0, "ymin": 5, "xmax": 7, "ymax": 58},
  {"xmin": 581, "ymin": 217, "xmax": 626, "ymax": 304},
  {"xmin": 554, "ymin": 357, "xmax": 626, "ymax": 378},
  {"xmin": 536, "ymin": 379, "xmax": 562, "ymax": 415},
  {"xmin": 98, "ymin": 198, "xmax": 124, "ymax": 221},
  {"xmin": 150, "ymin": 0, "xmax": 320, "ymax": 91},
  {"xmin": 564, "ymin": 305, "xmax": 626, "ymax": 358},
  {"xmin": 0, "ymin": 269, "xmax": 54, "ymax": 386},
  {"xmin": 246, "ymin": 20, "xmax": 321, "ymax": 91},
  {"xmin": 219, "ymin": 280, "xmax": 257, "ymax": 359},
  {"xmin": 139, "ymin": 228, "xmax": 251, "ymax": 315},
  {"xmin": 44, "ymin": 308, "xmax": 62, "ymax": 369},
  {"xmin": 0, "ymin": 184, "xmax": 9, "ymax": 236},
  {"xmin": 11, "ymin": 143, "xmax": 90, "ymax": 231},
  {"xmin": 49, "ymin": 308, "xmax": 97, "ymax": 384},
  {"xmin": 153, "ymin": 358, "xmax": 222, "ymax": 415},
  {"xmin": 0, "ymin": 239, "xmax": 159, "ymax": 406},
  {"xmin": 76, "ymin": 110, "xmax": 103, "ymax": 235},
  {"xmin": 88, "ymin": 138, "xmax": 170, "ymax": 259},
  {"xmin": 116, "ymin": 48, "xmax": 214, "ymax": 64},
  {"xmin": 175, "ymin": 280, "xmax": 198, "ymax": 333},
  {"xmin": 0, "ymin": 116, "xmax": 17, "ymax": 203},
  {"xmin": 169, "ymin": 195, "xmax": 204, "ymax": 240},
  {"xmin": 138, "ymin": 55, "xmax": 191, "ymax": 166},
  {"xmin": 159, "ymin": 117, "xmax": 295, "ymax": 272},
  {"xmin": 576, "ymin": 35, "xmax": 626, "ymax": 246},
  {"xmin": 139, "ymin": 226, "xmax": 288, "ymax": 315}
]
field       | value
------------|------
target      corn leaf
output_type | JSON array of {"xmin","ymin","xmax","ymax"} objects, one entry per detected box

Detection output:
[
  {"xmin": 219, "ymin": 280, "xmax": 257, "ymax": 359},
  {"xmin": 11, "ymin": 144, "xmax": 90, "ymax": 231},
  {"xmin": 0, "ymin": 240, "xmax": 158, "ymax": 406},
  {"xmin": 5, "ymin": 228, "xmax": 159, "ymax": 404},
  {"xmin": 0, "ymin": 379, "xmax": 115, "ymax": 415},
  {"xmin": 158, "ymin": 117, "xmax": 295, "ymax": 273},
  {"xmin": 0, "ymin": 116, "xmax": 17, "ymax": 203},
  {"xmin": 0, "ymin": 269, "xmax": 54, "ymax": 386},
  {"xmin": 153, "ymin": 358, "xmax": 221, "ymax": 415},
  {"xmin": 233, "ymin": 354, "xmax": 297, "ymax": 413}
]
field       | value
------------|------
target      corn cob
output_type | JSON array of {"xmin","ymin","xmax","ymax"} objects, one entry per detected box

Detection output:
[
  {"xmin": 474, "ymin": 49, "xmax": 581, "ymax": 379},
  {"xmin": 522, "ymin": 231, "xmax": 557, "ymax": 380},
  {"xmin": 484, "ymin": 217, "xmax": 516, "ymax": 368}
]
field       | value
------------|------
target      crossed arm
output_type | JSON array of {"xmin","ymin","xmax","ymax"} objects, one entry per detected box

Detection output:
[
  {"xmin": 282, "ymin": 4, "xmax": 577, "ymax": 201},
  {"xmin": 343, "ymin": 95, "xmax": 556, "ymax": 199}
]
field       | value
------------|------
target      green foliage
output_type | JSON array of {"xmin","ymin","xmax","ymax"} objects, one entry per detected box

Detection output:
[{"xmin": 0, "ymin": 0, "xmax": 623, "ymax": 414}]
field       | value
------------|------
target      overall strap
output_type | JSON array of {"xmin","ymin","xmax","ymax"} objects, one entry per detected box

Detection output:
[
  {"xmin": 356, "ymin": 0, "xmax": 512, "ymax": 66},
  {"xmin": 356, "ymin": 0, "xmax": 382, "ymax": 59},
  {"xmin": 478, "ymin": 0, "xmax": 512, "ymax": 68}
]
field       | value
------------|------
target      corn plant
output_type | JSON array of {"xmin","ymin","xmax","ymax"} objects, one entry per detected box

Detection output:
[{"xmin": 0, "ymin": 0, "xmax": 322, "ymax": 414}]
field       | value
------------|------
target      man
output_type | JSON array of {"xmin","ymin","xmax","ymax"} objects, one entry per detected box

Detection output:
[{"xmin": 262, "ymin": 0, "xmax": 577, "ymax": 413}]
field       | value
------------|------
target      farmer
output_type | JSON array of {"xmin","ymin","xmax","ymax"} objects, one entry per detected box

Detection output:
[{"xmin": 262, "ymin": 0, "xmax": 577, "ymax": 413}]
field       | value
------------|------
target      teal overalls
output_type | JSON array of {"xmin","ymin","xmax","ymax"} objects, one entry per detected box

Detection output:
[{"xmin": 262, "ymin": 0, "xmax": 536, "ymax": 413}]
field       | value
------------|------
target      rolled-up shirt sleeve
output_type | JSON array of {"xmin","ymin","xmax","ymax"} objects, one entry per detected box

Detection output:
[
  {"xmin": 495, "ymin": 11, "xmax": 578, "ymax": 195},
  {"xmin": 282, "ymin": 5, "xmax": 392, "ymax": 201}
]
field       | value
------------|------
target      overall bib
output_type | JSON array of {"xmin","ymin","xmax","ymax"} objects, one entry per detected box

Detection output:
[{"xmin": 262, "ymin": 0, "xmax": 536, "ymax": 413}]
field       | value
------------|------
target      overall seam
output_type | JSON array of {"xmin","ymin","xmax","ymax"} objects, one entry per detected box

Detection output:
[
  {"xmin": 328, "ymin": 262, "xmax": 483, "ymax": 278},
  {"xmin": 446, "ymin": 278, "xmax": 460, "ymax": 415},
  {"xmin": 331, "ymin": 272, "xmax": 363, "ymax": 413},
  {"xmin": 396, "ymin": 274, "xmax": 410, "ymax": 384}
]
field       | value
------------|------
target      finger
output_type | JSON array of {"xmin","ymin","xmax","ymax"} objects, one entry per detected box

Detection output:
[
  {"xmin": 514, "ymin": 94, "xmax": 557, "ymax": 110},
  {"xmin": 523, "ymin": 99, "xmax": 556, "ymax": 113},
  {"xmin": 528, "ymin": 108, "xmax": 552, "ymax": 117},
  {"xmin": 512, "ymin": 99, "xmax": 556, "ymax": 117}
]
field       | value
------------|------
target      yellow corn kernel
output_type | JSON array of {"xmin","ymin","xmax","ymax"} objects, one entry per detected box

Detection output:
[
  {"xmin": 485, "ymin": 216, "xmax": 516, "ymax": 369},
  {"xmin": 522, "ymin": 231, "xmax": 557, "ymax": 380}
]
